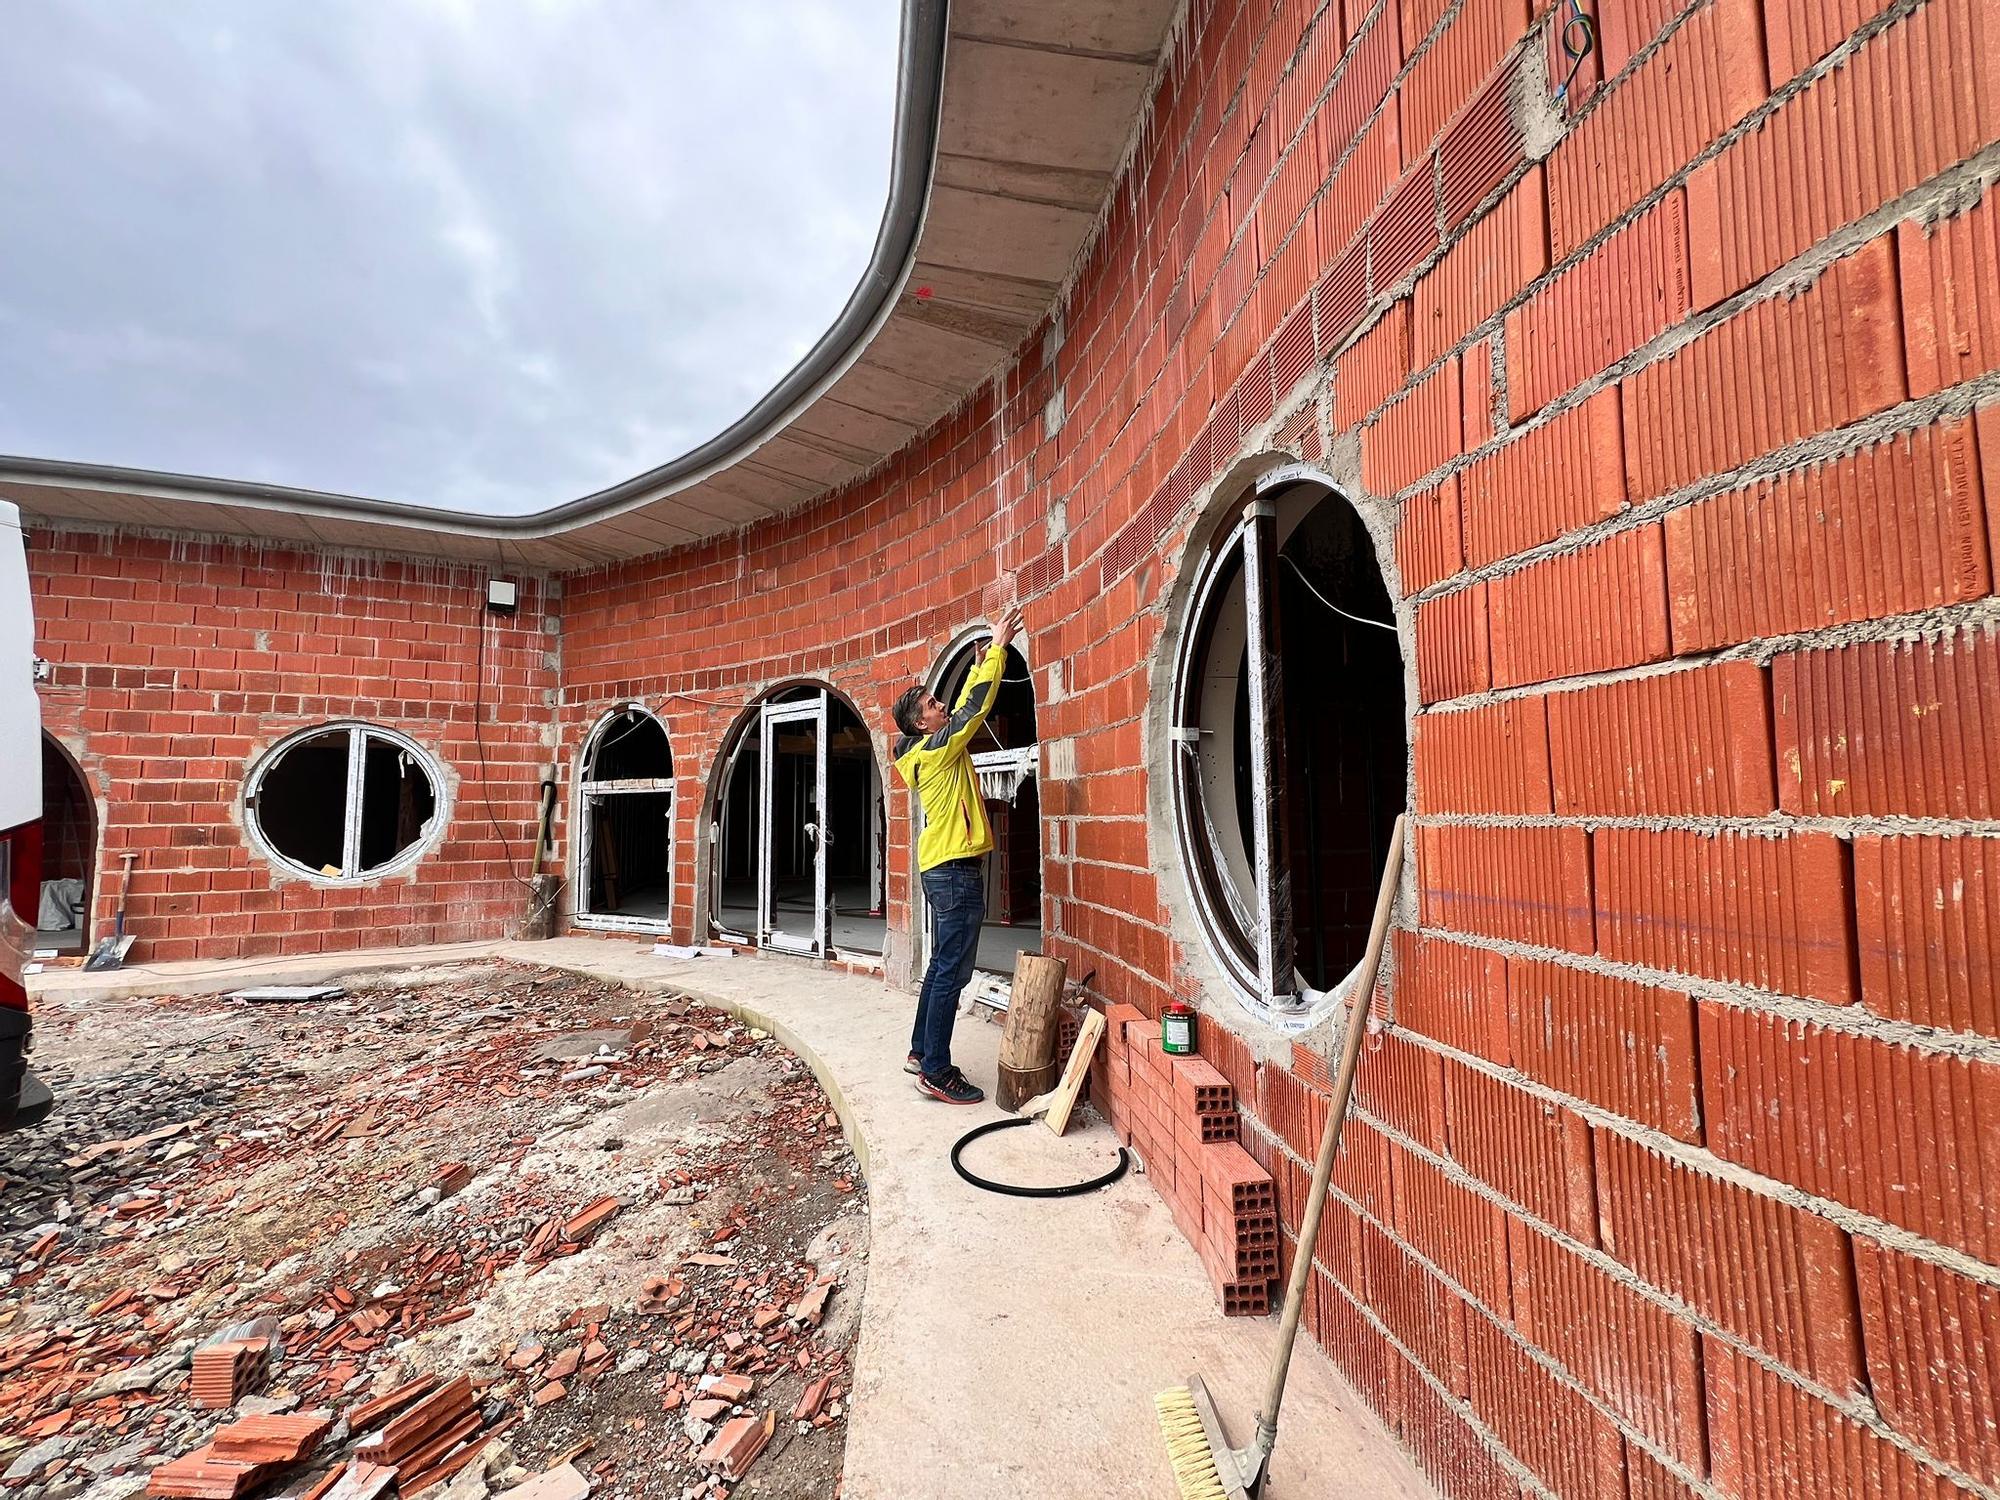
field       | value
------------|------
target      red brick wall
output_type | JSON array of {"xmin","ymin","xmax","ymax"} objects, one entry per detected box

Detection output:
[
  {"xmin": 27, "ymin": 530, "xmax": 556, "ymax": 961},
  {"xmin": 27, "ymin": 0, "xmax": 2000, "ymax": 1490}
]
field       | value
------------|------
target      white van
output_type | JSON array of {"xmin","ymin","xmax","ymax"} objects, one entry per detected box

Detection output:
[{"xmin": 0, "ymin": 499, "xmax": 50, "ymax": 1130}]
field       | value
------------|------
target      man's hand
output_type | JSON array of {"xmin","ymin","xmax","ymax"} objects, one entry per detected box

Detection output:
[{"xmin": 993, "ymin": 601, "xmax": 1023, "ymax": 650}]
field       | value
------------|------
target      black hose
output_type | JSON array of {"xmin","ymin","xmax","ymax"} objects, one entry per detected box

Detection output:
[{"xmin": 949, "ymin": 1115, "xmax": 1132, "ymax": 1197}]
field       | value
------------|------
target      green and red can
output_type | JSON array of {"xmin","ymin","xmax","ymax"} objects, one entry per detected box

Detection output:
[{"xmin": 1161, "ymin": 999, "xmax": 1196, "ymax": 1055}]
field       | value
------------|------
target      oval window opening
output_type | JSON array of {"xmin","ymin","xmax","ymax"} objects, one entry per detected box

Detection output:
[{"xmin": 248, "ymin": 724, "xmax": 444, "ymax": 881}]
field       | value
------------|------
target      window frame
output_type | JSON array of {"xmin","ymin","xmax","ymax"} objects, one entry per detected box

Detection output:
[
  {"xmin": 573, "ymin": 703, "xmax": 676, "ymax": 934},
  {"xmin": 243, "ymin": 721, "xmax": 446, "ymax": 884}
]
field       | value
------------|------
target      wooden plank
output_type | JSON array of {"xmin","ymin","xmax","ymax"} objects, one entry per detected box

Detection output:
[{"xmin": 1017, "ymin": 1009, "xmax": 1105, "ymax": 1137}]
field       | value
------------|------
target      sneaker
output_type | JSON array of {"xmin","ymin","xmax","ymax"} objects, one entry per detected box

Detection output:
[
  {"xmin": 904, "ymin": 1052, "xmax": 922, "ymax": 1075},
  {"xmin": 918, "ymin": 1069, "xmax": 985, "ymax": 1105}
]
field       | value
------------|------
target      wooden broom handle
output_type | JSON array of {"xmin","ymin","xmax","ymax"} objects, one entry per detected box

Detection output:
[{"xmin": 1256, "ymin": 813, "xmax": 1406, "ymax": 1439}]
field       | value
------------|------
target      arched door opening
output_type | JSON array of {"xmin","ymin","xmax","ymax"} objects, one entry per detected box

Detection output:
[
  {"xmin": 711, "ymin": 686, "xmax": 884, "ymax": 957},
  {"xmin": 917, "ymin": 637, "xmax": 1043, "ymax": 977},
  {"xmin": 1172, "ymin": 472, "xmax": 1408, "ymax": 1024},
  {"xmin": 575, "ymin": 706, "xmax": 675, "ymax": 931},
  {"xmin": 35, "ymin": 735, "xmax": 94, "ymax": 953}
]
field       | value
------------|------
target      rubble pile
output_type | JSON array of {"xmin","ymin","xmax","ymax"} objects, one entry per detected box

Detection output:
[{"xmin": 1, "ymin": 962, "xmax": 867, "ymax": 1500}]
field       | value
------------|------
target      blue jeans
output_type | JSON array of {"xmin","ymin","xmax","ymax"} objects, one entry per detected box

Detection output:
[{"xmin": 914, "ymin": 859, "xmax": 985, "ymax": 1079}]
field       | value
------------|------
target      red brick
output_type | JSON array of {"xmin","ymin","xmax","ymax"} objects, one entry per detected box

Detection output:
[
  {"xmin": 1319, "ymin": 1272, "xmax": 1404, "ymax": 1422},
  {"xmin": 1362, "ymin": 356, "xmax": 1463, "ymax": 495},
  {"xmin": 1487, "ymin": 523, "xmax": 1671, "ymax": 688},
  {"xmin": 1464, "ymin": 1312, "xmax": 1626, "ymax": 1499},
  {"xmin": 1506, "ymin": 191, "xmax": 1692, "ymax": 420},
  {"xmin": 1688, "ymin": 0, "xmax": 2000, "ymax": 305},
  {"xmin": 1259, "ymin": 1059, "xmax": 1329, "ymax": 1161},
  {"xmin": 1318, "ymin": 235, "xmax": 1372, "ymax": 351},
  {"xmin": 1322, "ymin": 8, "xmax": 1406, "ymax": 169},
  {"xmin": 1622, "ymin": 1440, "xmax": 1701, "ymax": 1500},
  {"xmin": 1705, "ymin": 1336, "xmax": 1962, "ymax": 1499},
  {"xmin": 1391, "ymin": 1137, "xmax": 1512, "ymax": 1311},
  {"xmin": 1335, "ymin": 300, "xmax": 1414, "ymax": 428},
  {"xmin": 1984, "ymin": 404, "xmax": 2000, "ymax": 577},
  {"xmin": 1333, "ymin": 1114, "xmax": 1397, "ymax": 1223},
  {"xmin": 1439, "ymin": 51, "xmax": 1528, "ymax": 228},
  {"xmin": 1389, "ymin": 928, "xmax": 1513, "ymax": 1064},
  {"xmin": 1401, "ymin": 0, "xmax": 1532, "ymax": 156},
  {"xmin": 1853, "ymin": 1237, "xmax": 2000, "ymax": 1484},
  {"xmin": 1772, "ymin": 627, "xmax": 2000, "ymax": 819},
  {"xmin": 1398, "ymin": 474, "xmax": 1465, "ymax": 592},
  {"xmin": 1355, "ymin": 1028, "xmax": 1450, "ymax": 1153},
  {"xmin": 1415, "ymin": 167, "xmax": 1548, "ymax": 365},
  {"xmin": 1418, "ymin": 822, "xmax": 1595, "ymax": 952},
  {"xmin": 1461, "ymin": 386, "xmax": 1626, "ymax": 567},
  {"xmin": 1320, "ymin": 108, "xmax": 1403, "ymax": 268},
  {"xmin": 1593, "ymin": 827, "xmax": 1856, "ymax": 1006},
  {"xmin": 1854, "ymin": 834, "xmax": 2000, "ymax": 1040},
  {"xmin": 1510, "ymin": 1217, "xmax": 1706, "ymax": 1465},
  {"xmin": 1896, "ymin": 182, "xmax": 2000, "ymax": 400},
  {"xmin": 1358, "ymin": 1217, "xmax": 1471, "ymax": 1395},
  {"xmin": 1664, "ymin": 418, "xmax": 1991, "ymax": 652},
  {"xmin": 1415, "ymin": 580, "xmax": 1491, "ymax": 703},
  {"xmin": 1625, "ymin": 235, "xmax": 1906, "ymax": 501},
  {"xmin": 1506, "ymin": 957, "xmax": 1699, "ymax": 1141},
  {"xmin": 1546, "ymin": 660, "xmax": 1777, "ymax": 817},
  {"xmin": 1462, "ymin": 336, "xmax": 1495, "ymax": 448},
  {"xmin": 1443, "ymin": 1058, "xmax": 1595, "ymax": 1238},
  {"xmin": 1595, "ymin": 1128, "xmax": 1865, "ymax": 1393},
  {"xmin": 1763, "ymin": 0, "xmax": 1897, "ymax": 80},
  {"xmin": 1699, "ymin": 999, "xmax": 2000, "ymax": 1261},
  {"xmin": 1545, "ymin": 0, "xmax": 1768, "ymax": 259},
  {"xmin": 1413, "ymin": 696, "xmax": 1553, "ymax": 815},
  {"xmin": 1371, "ymin": 160, "xmax": 1443, "ymax": 290}
]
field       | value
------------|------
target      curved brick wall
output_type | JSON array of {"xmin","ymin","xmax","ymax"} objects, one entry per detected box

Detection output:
[{"xmin": 28, "ymin": 0, "xmax": 2000, "ymax": 1492}]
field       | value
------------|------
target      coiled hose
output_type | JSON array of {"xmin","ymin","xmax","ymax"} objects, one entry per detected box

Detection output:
[{"xmin": 949, "ymin": 1114, "xmax": 1133, "ymax": 1197}]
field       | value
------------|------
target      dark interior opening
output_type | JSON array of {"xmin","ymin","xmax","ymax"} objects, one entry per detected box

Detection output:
[
  {"xmin": 257, "ymin": 731, "xmax": 351, "ymax": 875},
  {"xmin": 37, "ymin": 736, "xmax": 93, "ymax": 947},
  {"xmin": 590, "ymin": 711, "xmax": 673, "ymax": 781},
  {"xmin": 587, "ymin": 790, "xmax": 673, "ymax": 916},
  {"xmin": 358, "ymin": 737, "xmax": 436, "ymax": 872}
]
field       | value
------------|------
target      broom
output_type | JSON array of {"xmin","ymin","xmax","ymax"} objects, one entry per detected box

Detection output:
[{"xmin": 1155, "ymin": 814, "xmax": 1407, "ymax": 1499}]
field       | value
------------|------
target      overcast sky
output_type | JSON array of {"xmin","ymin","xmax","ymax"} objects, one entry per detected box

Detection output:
[{"xmin": 0, "ymin": 1, "xmax": 898, "ymax": 514}]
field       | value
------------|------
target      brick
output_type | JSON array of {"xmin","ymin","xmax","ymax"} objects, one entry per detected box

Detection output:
[
  {"xmin": 1391, "ymin": 1137, "xmax": 1512, "ymax": 1310},
  {"xmin": 1198, "ymin": 1138, "xmax": 1278, "ymax": 1217},
  {"xmin": 1688, "ymin": 0, "xmax": 2000, "ymax": 305},
  {"xmin": 1597, "ymin": 0, "xmax": 1684, "ymax": 76},
  {"xmin": 1362, "ymin": 356, "xmax": 1463, "ymax": 495},
  {"xmin": 1593, "ymin": 827, "xmax": 1856, "ymax": 1005},
  {"xmin": 1415, "ymin": 581, "xmax": 1490, "ymax": 703},
  {"xmin": 1664, "ymin": 418, "xmax": 1991, "ymax": 652},
  {"xmin": 1371, "ymin": 161, "xmax": 1442, "ymax": 290},
  {"xmin": 1389, "ymin": 928, "xmax": 1512, "ymax": 1063},
  {"xmin": 1903, "ymin": 183, "xmax": 2000, "ymax": 397},
  {"xmin": 1546, "ymin": 659, "xmax": 1777, "ymax": 817},
  {"xmin": 1335, "ymin": 301, "xmax": 1414, "ymax": 428},
  {"xmin": 1628, "ymin": 233, "xmax": 1907, "ymax": 499},
  {"xmin": 1545, "ymin": 0, "xmax": 1767, "ymax": 259},
  {"xmin": 1506, "ymin": 191, "xmax": 1692, "ymax": 420},
  {"xmin": 1764, "ymin": 0, "xmax": 1898, "ymax": 79},
  {"xmin": 1358, "ymin": 1216, "xmax": 1471, "ymax": 1394},
  {"xmin": 1699, "ymin": 999, "xmax": 2000, "ymax": 1261},
  {"xmin": 1461, "ymin": 386, "xmax": 1626, "ymax": 566},
  {"xmin": 1439, "ymin": 52, "xmax": 1529, "ymax": 227},
  {"xmin": 1397, "ymin": 474, "xmax": 1465, "ymax": 592},
  {"xmin": 1333, "ymin": 1113, "xmax": 1397, "ymax": 1222},
  {"xmin": 1983, "ymin": 405, "xmax": 2000, "ymax": 575},
  {"xmin": 1772, "ymin": 627, "xmax": 2000, "ymax": 819},
  {"xmin": 1319, "ymin": 1272, "xmax": 1404, "ymax": 1421},
  {"xmin": 1509, "ymin": 1217, "xmax": 1707, "ymax": 1466},
  {"xmin": 1413, "ymin": 696, "xmax": 1553, "ymax": 815},
  {"xmin": 1259, "ymin": 1059, "xmax": 1330, "ymax": 1161},
  {"xmin": 1355, "ymin": 1028, "xmax": 1450, "ymax": 1153},
  {"xmin": 1418, "ymin": 822, "xmax": 1595, "ymax": 952},
  {"xmin": 1705, "ymin": 1336, "xmax": 1962, "ymax": 1499},
  {"xmin": 1169, "ymin": 1055, "xmax": 1235, "ymax": 1116},
  {"xmin": 1487, "ymin": 523, "xmax": 1671, "ymax": 688},
  {"xmin": 1319, "ymin": 108, "xmax": 1403, "ymax": 268},
  {"xmin": 1855, "ymin": 834, "xmax": 2000, "ymax": 1040},
  {"xmin": 1401, "ymin": 0, "xmax": 1532, "ymax": 156},
  {"xmin": 1507, "ymin": 957, "xmax": 1700, "ymax": 1141},
  {"xmin": 1323, "ymin": 8, "xmax": 1406, "ymax": 167},
  {"xmin": 1853, "ymin": 1237, "xmax": 2000, "ymax": 1484},
  {"xmin": 1595, "ymin": 1129, "xmax": 1865, "ymax": 1393},
  {"xmin": 1462, "ymin": 336, "xmax": 1495, "ymax": 447},
  {"xmin": 1416, "ymin": 167, "xmax": 1548, "ymax": 364},
  {"xmin": 1464, "ymin": 1312, "xmax": 1626, "ymax": 1499},
  {"xmin": 1399, "ymin": 1364, "xmax": 1526, "ymax": 1500},
  {"xmin": 1443, "ymin": 1058, "xmax": 1595, "ymax": 1237},
  {"xmin": 1622, "ymin": 1441, "xmax": 1701, "ymax": 1500}
]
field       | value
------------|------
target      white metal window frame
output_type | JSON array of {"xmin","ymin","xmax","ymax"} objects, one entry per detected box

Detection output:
[
  {"xmin": 572, "ymin": 703, "xmax": 676, "ymax": 935},
  {"xmin": 243, "ymin": 721, "xmax": 447, "ymax": 884},
  {"xmin": 758, "ymin": 693, "xmax": 828, "ymax": 955}
]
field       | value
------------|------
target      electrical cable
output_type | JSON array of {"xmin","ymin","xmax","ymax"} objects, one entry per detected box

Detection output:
[
  {"xmin": 949, "ymin": 1114, "xmax": 1132, "ymax": 1197},
  {"xmin": 1279, "ymin": 554, "xmax": 1397, "ymax": 632},
  {"xmin": 471, "ymin": 615, "xmax": 539, "ymax": 895},
  {"xmin": 1555, "ymin": 0, "xmax": 1598, "ymax": 106}
]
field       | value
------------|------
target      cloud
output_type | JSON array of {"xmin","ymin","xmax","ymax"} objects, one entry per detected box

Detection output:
[{"xmin": 0, "ymin": 0, "xmax": 898, "ymax": 515}]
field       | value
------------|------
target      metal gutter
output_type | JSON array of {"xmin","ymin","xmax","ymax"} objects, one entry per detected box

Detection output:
[{"xmin": 0, "ymin": 0, "xmax": 950, "ymax": 543}]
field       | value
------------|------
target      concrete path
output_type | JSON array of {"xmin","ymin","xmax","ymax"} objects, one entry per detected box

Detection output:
[{"xmin": 34, "ymin": 937, "xmax": 1431, "ymax": 1500}]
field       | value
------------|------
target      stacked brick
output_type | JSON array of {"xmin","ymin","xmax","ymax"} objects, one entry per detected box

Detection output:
[{"xmin": 1091, "ymin": 1006, "xmax": 1279, "ymax": 1318}]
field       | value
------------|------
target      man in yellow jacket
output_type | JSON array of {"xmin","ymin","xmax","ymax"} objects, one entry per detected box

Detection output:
[{"xmin": 889, "ymin": 603, "xmax": 1022, "ymax": 1103}]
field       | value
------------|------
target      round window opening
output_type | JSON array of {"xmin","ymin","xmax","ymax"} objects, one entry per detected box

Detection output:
[
  {"xmin": 1171, "ymin": 478, "xmax": 1409, "ymax": 1026},
  {"xmin": 246, "ymin": 724, "xmax": 446, "ymax": 881}
]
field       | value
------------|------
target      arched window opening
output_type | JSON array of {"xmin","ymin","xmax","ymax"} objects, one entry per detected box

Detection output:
[
  {"xmin": 711, "ymin": 686, "xmax": 884, "ymax": 957},
  {"xmin": 35, "ymin": 735, "xmax": 94, "ymax": 952},
  {"xmin": 576, "ymin": 706, "xmax": 676, "ymax": 931},
  {"xmin": 246, "ymin": 723, "xmax": 444, "ymax": 882},
  {"xmin": 1172, "ymin": 475, "xmax": 1408, "ymax": 1026}
]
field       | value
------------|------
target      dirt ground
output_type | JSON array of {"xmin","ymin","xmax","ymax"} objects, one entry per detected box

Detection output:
[{"xmin": 0, "ymin": 960, "xmax": 867, "ymax": 1500}]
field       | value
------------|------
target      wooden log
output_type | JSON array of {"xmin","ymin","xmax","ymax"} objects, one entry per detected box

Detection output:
[
  {"xmin": 999, "ymin": 953, "xmax": 1067, "ymax": 1071},
  {"xmin": 997, "ymin": 1060, "xmax": 1060, "ymax": 1113}
]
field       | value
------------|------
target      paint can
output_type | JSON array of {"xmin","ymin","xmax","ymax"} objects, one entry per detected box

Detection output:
[{"xmin": 1161, "ymin": 999, "xmax": 1196, "ymax": 1055}]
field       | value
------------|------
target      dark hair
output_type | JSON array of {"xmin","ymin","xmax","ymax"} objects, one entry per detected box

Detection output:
[{"xmin": 892, "ymin": 684, "xmax": 928, "ymax": 738}]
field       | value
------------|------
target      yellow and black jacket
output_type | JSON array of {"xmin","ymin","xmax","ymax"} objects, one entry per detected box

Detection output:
[{"xmin": 893, "ymin": 643, "xmax": 1006, "ymax": 872}]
